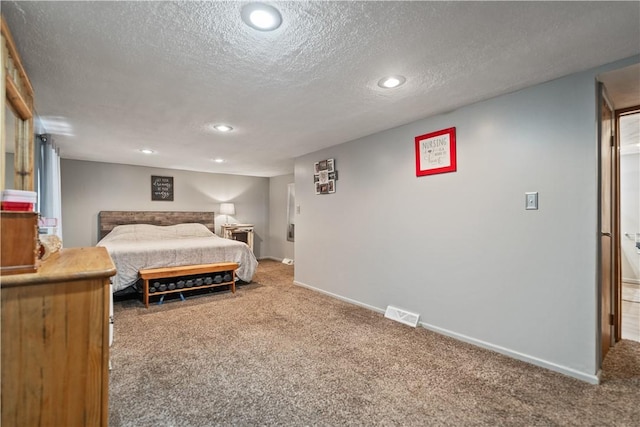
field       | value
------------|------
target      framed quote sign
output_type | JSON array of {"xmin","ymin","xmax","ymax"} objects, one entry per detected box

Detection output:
[
  {"xmin": 415, "ymin": 127, "xmax": 456, "ymax": 177},
  {"xmin": 151, "ymin": 175, "xmax": 174, "ymax": 201}
]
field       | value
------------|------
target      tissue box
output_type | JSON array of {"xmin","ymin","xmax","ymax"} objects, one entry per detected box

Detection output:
[
  {"xmin": 1, "ymin": 190, "xmax": 37, "ymax": 212},
  {"xmin": 38, "ymin": 217, "xmax": 58, "ymax": 227}
]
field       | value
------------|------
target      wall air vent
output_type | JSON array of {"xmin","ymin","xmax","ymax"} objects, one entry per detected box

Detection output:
[{"xmin": 384, "ymin": 305, "xmax": 420, "ymax": 328}]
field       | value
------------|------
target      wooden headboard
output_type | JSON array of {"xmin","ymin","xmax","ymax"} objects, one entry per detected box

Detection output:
[{"xmin": 98, "ymin": 211, "xmax": 215, "ymax": 240}]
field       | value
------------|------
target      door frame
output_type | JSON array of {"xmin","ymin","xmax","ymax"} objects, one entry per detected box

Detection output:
[
  {"xmin": 597, "ymin": 83, "xmax": 619, "ymax": 364},
  {"xmin": 614, "ymin": 105, "xmax": 640, "ymax": 342}
]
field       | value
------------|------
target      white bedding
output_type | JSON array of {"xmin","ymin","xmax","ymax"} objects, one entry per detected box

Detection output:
[{"xmin": 97, "ymin": 223, "xmax": 258, "ymax": 292}]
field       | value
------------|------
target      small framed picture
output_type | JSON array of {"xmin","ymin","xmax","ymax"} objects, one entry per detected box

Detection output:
[
  {"xmin": 415, "ymin": 127, "xmax": 457, "ymax": 177},
  {"xmin": 315, "ymin": 182, "xmax": 321, "ymax": 194},
  {"xmin": 327, "ymin": 159, "xmax": 335, "ymax": 172},
  {"xmin": 328, "ymin": 179, "xmax": 335, "ymax": 193},
  {"xmin": 151, "ymin": 175, "xmax": 174, "ymax": 201}
]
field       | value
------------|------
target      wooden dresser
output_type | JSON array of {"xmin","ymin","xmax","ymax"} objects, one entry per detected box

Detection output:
[
  {"xmin": 0, "ymin": 211, "xmax": 38, "ymax": 274},
  {"xmin": 1, "ymin": 247, "xmax": 116, "ymax": 427}
]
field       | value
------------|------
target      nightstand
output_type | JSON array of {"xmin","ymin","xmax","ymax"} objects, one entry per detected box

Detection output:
[{"xmin": 220, "ymin": 224, "xmax": 254, "ymax": 252}]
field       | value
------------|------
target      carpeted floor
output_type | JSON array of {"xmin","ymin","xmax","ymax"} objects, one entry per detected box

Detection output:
[{"xmin": 109, "ymin": 260, "xmax": 640, "ymax": 426}]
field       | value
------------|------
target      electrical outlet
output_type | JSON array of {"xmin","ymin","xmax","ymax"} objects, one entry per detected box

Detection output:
[{"xmin": 525, "ymin": 192, "xmax": 538, "ymax": 210}]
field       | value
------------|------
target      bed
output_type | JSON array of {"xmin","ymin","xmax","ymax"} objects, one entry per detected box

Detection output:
[{"xmin": 96, "ymin": 211, "xmax": 258, "ymax": 293}]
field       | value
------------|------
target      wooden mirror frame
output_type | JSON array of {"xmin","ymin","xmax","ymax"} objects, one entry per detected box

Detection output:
[{"xmin": 1, "ymin": 15, "xmax": 35, "ymax": 191}]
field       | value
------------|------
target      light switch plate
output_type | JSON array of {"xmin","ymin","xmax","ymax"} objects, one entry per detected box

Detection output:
[{"xmin": 525, "ymin": 192, "xmax": 538, "ymax": 210}]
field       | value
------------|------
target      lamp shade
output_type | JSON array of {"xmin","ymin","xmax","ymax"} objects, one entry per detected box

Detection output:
[{"xmin": 220, "ymin": 203, "xmax": 235, "ymax": 215}]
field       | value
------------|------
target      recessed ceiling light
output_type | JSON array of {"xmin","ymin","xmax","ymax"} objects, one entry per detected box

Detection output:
[
  {"xmin": 378, "ymin": 75, "xmax": 406, "ymax": 89},
  {"xmin": 213, "ymin": 124, "xmax": 233, "ymax": 132},
  {"xmin": 140, "ymin": 149, "xmax": 155, "ymax": 154},
  {"xmin": 213, "ymin": 158, "xmax": 226, "ymax": 163},
  {"xmin": 241, "ymin": 3, "xmax": 282, "ymax": 31}
]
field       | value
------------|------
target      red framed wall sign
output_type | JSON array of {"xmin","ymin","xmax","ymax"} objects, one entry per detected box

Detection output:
[{"xmin": 415, "ymin": 127, "xmax": 457, "ymax": 177}]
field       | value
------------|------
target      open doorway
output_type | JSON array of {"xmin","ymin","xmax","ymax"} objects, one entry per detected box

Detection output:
[
  {"xmin": 619, "ymin": 109, "xmax": 640, "ymax": 342},
  {"xmin": 598, "ymin": 63, "xmax": 640, "ymax": 362}
]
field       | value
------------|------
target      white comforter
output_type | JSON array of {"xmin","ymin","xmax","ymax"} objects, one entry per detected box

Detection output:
[{"xmin": 97, "ymin": 223, "xmax": 258, "ymax": 292}]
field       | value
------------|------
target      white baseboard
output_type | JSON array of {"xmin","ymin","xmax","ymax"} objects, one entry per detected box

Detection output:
[
  {"xmin": 622, "ymin": 278, "xmax": 640, "ymax": 285},
  {"xmin": 292, "ymin": 279, "xmax": 599, "ymax": 385},
  {"xmin": 258, "ymin": 256, "xmax": 282, "ymax": 262},
  {"xmin": 418, "ymin": 321, "xmax": 599, "ymax": 385},
  {"xmin": 293, "ymin": 280, "xmax": 385, "ymax": 315},
  {"xmin": 260, "ymin": 256, "xmax": 294, "ymax": 265}
]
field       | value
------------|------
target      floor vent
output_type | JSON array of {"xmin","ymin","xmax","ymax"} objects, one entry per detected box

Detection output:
[{"xmin": 384, "ymin": 305, "xmax": 420, "ymax": 328}]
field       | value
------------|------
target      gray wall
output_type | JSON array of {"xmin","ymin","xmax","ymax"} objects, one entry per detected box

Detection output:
[
  {"xmin": 61, "ymin": 159, "xmax": 269, "ymax": 256},
  {"xmin": 294, "ymin": 56, "xmax": 639, "ymax": 383},
  {"xmin": 268, "ymin": 174, "xmax": 295, "ymax": 261},
  {"xmin": 5, "ymin": 152, "xmax": 14, "ymax": 189}
]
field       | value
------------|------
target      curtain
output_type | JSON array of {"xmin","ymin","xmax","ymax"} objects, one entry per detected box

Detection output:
[{"xmin": 36, "ymin": 134, "xmax": 62, "ymax": 239}]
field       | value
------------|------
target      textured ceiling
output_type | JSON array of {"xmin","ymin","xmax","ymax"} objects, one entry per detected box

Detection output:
[{"xmin": 3, "ymin": 1, "xmax": 640, "ymax": 177}]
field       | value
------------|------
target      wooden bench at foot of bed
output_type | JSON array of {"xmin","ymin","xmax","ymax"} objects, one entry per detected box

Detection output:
[{"xmin": 139, "ymin": 262, "xmax": 239, "ymax": 308}]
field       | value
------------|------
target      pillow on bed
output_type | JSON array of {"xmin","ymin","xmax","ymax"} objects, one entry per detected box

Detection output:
[
  {"xmin": 170, "ymin": 223, "xmax": 215, "ymax": 237},
  {"xmin": 101, "ymin": 223, "xmax": 214, "ymax": 242}
]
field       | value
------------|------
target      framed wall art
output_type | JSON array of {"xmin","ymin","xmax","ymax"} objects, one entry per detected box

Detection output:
[
  {"xmin": 314, "ymin": 158, "xmax": 337, "ymax": 194},
  {"xmin": 151, "ymin": 175, "xmax": 174, "ymax": 201},
  {"xmin": 415, "ymin": 127, "xmax": 457, "ymax": 177}
]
